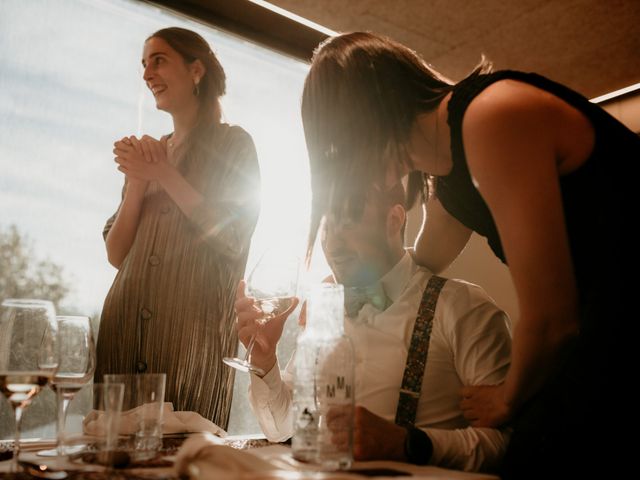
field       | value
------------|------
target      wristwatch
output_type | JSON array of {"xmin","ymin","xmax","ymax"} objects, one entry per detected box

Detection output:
[{"xmin": 403, "ymin": 426, "xmax": 433, "ymax": 465}]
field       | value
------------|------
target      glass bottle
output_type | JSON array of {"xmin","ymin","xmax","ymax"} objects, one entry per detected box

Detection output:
[{"xmin": 292, "ymin": 283, "xmax": 355, "ymax": 470}]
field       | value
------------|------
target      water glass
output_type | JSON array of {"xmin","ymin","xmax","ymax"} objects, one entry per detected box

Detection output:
[
  {"xmin": 90, "ymin": 383, "xmax": 125, "ymax": 455},
  {"xmin": 104, "ymin": 373, "xmax": 166, "ymax": 460}
]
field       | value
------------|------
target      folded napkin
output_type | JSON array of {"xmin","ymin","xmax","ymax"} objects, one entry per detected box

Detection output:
[
  {"xmin": 174, "ymin": 434, "xmax": 499, "ymax": 480},
  {"xmin": 174, "ymin": 433, "xmax": 368, "ymax": 479},
  {"xmin": 83, "ymin": 402, "xmax": 226, "ymax": 437},
  {"xmin": 175, "ymin": 433, "xmax": 276, "ymax": 478}
]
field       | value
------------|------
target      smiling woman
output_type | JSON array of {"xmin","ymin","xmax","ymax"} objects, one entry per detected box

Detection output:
[
  {"xmin": 95, "ymin": 27, "xmax": 261, "ymax": 428},
  {"xmin": 0, "ymin": 0, "xmax": 314, "ymax": 439}
]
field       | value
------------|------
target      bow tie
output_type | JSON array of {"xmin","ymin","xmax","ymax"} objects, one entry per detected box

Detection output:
[{"xmin": 344, "ymin": 283, "xmax": 389, "ymax": 318}]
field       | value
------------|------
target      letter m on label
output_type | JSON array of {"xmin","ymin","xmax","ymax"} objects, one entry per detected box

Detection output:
[{"xmin": 326, "ymin": 385, "xmax": 335, "ymax": 397}]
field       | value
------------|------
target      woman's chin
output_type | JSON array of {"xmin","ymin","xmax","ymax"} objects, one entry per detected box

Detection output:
[{"xmin": 154, "ymin": 101, "xmax": 170, "ymax": 113}]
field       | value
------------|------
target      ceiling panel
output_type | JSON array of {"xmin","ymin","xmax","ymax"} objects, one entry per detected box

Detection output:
[{"xmin": 269, "ymin": 0, "xmax": 640, "ymax": 97}]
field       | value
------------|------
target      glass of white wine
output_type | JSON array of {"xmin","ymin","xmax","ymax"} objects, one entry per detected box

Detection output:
[
  {"xmin": 223, "ymin": 248, "xmax": 300, "ymax": 376},
  {"xmin": 0, "ymin": 298, "xmax": 59, "ymax": 473},
  {"xmin": 38, "ymin": 315, "xmax": 96, "ymax": 457}
]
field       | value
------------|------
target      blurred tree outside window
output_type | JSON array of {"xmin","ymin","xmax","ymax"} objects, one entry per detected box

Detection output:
[{"xmin": 0, "ymin": 224, "xmax": 71, "ymax": 310}]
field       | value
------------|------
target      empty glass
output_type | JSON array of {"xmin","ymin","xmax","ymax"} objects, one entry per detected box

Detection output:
[
  {"xmin": 104, "ymin": 373, "xmax": 166, "ymax": 461},
  {"xmin": 86, "ymin": 382, "xmax": 125, "ymax": 469}
]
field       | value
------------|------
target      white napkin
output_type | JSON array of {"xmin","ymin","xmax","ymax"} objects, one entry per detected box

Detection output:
[
  {"xmin": 174, "ymin": 433, "xmax": 275, "ymax": 478},
  {"xmin": 173, "ymin": 433, "xmax": 499, "ymax": 480},
  {"xmin": 83, "ymin": 403, "xmax": 226, "ymax": 437},
  {"xmin": 174, "ymin": 433, "xmax": 371, "ymax": 479}
]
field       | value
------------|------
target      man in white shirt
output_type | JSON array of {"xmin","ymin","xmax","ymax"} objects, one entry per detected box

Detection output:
[{"xmin": 234, "ymin": 184, "xmax": 512, "ymax": 472}]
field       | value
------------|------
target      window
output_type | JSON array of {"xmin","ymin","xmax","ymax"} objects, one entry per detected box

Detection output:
[{"xmin": 0, "ymin": 0, "xmax": 325, "ymax": 437}]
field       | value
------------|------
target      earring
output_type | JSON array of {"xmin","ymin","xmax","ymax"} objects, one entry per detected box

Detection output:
[{"xmin": 193, "ymin": 78, "xmax": 200, "ymax": 97}]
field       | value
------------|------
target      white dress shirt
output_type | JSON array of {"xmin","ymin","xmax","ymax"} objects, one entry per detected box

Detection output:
[{"xmin": 249, "ymin": 252, "xmax": 512, "ymax": 472}]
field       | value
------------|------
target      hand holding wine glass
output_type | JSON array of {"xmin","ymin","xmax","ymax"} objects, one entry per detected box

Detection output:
[
  {"xmin": 233, "ymin": 280, "xmax": 299, "ymax": 374},
  {"xmin": 0, "ymin": 299, "xmax": 59, "ymax": 474},
  {"xmin": 224, "ymin": 249, "xmax": 300, "ymax": 376}
]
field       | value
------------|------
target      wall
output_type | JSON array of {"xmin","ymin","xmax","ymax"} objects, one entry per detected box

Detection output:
[
  {"xmin": 405, "ymin": 206, "xmax": 519, "ymax": 324},
  {"xmin": 601, "ymin": 92, "xmax": 640, "ymax": 133}
]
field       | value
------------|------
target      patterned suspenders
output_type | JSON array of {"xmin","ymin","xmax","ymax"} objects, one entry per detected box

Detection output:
[{"xmin": 395, "ymin": 275, "xmax": 447, "ymax": 427}]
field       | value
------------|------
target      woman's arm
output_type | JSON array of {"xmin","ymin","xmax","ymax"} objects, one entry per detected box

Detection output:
[
  {"xmin": 105, "ymin": 138, "xmax": 149, "ymax": 268},
  {"xmin": 104, "ymin": 181, "xmax": 146, "ymax": 268},
  {"xmin": 413, "ymin": 196, "xmax": 472, "ymax": 273},
  {"xmin": 460, "ymin": 80, "xmax": 589, "ymax": 422},
  {"xmin": 133, "ymin": 135, "xmax": 204, "ymax": 218},
  {"xmin": 119, "ymin": 131, "xmax": 260, "ymax": 260}
]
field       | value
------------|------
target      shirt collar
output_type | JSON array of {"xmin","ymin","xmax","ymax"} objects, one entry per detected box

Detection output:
[{"xmin": 379, "ymin": 251, "xmax": 415, "ymax": 304}]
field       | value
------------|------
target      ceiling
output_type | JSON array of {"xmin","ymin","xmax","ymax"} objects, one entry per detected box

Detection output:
[{"xmin": 268, "ymin": 0, "xmax": 640, "ymax": 99}]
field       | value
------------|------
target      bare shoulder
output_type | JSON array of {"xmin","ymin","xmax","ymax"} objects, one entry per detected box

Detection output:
[
  {"xmin": 462, "ymin": 80, "xmax": 557, "ymax": 137},
  {"xmin": 461, "ymin": 79, "xmax": 594, "ymax": 173},
  {"xmin": 458, "ymin": 81, "xmax": 556, "ymax": 186}
]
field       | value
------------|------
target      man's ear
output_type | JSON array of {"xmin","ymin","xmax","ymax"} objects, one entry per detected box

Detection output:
[
  {"xmin": 191, "ymin": 59, "xmax": 206, "ymax": 84},
  {"xmin": 387, "ymin": 204, "xmax": 406, "ymax": 238}
]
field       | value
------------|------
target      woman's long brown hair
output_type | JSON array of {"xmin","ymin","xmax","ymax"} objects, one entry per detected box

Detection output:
[{"xmin": 302, "ymin": 31, "xmax": 490, "ymax": 263}]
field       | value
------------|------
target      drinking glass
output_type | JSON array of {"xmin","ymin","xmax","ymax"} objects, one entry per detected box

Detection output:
[
  {"xmin": 223, "ymin": 248, "xmax": 300, "ymax": 375},
  {"xmin": 104, "ymin": 373, "xmax": 166, "ymax": 461},
  {"xmin": 87, "ymin": 382, "xmax": 125, "ymax": 470},
  {"xmin": 0, "ymin": 298, "xmax": 59, "ymax": 473},
  {"xmin": 38, "ymin": 315, "xmax": 96, "ymax": 457}
]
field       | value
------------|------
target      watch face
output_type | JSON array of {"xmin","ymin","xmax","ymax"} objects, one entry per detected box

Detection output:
[{"xmin": 405, "ymin": 427, "xmax": 432, "ymax": 465}]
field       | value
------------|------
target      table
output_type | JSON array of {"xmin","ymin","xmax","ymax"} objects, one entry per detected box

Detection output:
[{"xmin": 0, "ymin": 435, "xmax": 499, "ymax": 479}]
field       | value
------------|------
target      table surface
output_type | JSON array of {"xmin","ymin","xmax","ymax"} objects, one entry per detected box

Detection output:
[{"xmin": 0, "ymin": 435, "xmax": 499, "ymax": 479}]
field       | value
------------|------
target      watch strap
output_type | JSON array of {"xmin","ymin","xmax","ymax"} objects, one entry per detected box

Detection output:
[{"xmin": 404, "ymin": 426, "xmax": 433, "ymax": 465}]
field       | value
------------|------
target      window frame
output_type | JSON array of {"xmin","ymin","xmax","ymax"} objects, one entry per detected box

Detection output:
[{"xmin": 144, "ymin": 0, "xmax": 329, "ymax": 61}]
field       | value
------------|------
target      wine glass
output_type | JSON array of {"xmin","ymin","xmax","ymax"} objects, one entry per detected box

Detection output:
[
  {"xmin": 223, "ymin": 248, "xmax": 300, "ymax": 376},
  {"xmin": 37, "ymin": 315, "xmax": 96, "ymax": 457},
  {"xmin": 0, "ymin": 298, "xmax": 59, "ymax": 473}
]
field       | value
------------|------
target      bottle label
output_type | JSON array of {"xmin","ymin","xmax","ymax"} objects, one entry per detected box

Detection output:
[
  {"xmin": 292, "ymin": 337, "xmax": 355, "ymax": 469},
  {"xmin": 315, "ymin": 342, "xmax": 354, "ymax": 469}
]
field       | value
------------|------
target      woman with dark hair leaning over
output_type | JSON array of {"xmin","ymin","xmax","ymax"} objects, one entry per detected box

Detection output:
[
  {"xmin": 302, "ymin": 31, "xmax": 638, "ymax": 478},
  {"xmin": 96, "ymin": 27, "xmax": 260, "ymax": 428}
]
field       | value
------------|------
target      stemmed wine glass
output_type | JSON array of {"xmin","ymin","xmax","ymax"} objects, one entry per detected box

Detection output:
[
  {"xmin": 0, "ymin": 298, "xmax": 59, "ymax": 473},
  {"xmin": 38, "ymin": 315, "xmax": 96, "ymax": 457},
  {"xmin": 223, "ymin": 248, "xmax": 300, "ymax": 376}
]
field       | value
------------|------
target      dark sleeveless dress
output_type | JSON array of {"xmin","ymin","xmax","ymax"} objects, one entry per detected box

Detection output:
[{"xmin": 438, "ymin": 71, "xmax": 639, "ymax": 478}]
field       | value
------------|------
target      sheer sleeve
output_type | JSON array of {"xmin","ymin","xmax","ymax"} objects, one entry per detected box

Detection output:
[
  {"xmin": 187, "ymin": 127, "xmax": 260, "ymax": 260},
  {"xmin": 102, "ymin": 180, "xmax": 127, "ymax": 241}
]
